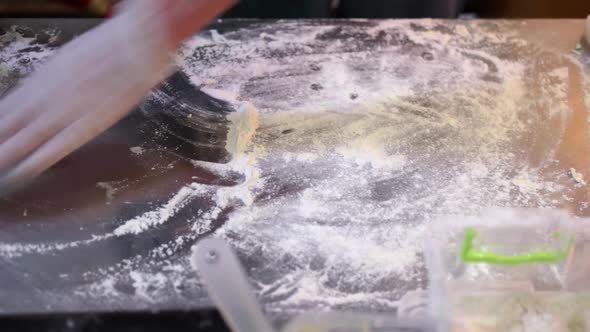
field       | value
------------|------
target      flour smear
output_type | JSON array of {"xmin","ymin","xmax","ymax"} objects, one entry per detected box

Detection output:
[{"xmin": 0, "ymin": 20, "xmax": 588, "ymax": 321}]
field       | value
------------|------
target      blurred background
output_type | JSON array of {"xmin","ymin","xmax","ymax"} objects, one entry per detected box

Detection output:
[{"xmin": 0, "ymin": 0, "xmax": 589, "ymax": 19}]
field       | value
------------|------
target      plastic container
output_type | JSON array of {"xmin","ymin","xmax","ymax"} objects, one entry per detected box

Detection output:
[
  {"xmin": 283, "ymin": 312, "xmax": 432, "ymax": 332},
  {"xmin": 426, "ymin": 208, "xmax": 590, "ymax": 331}
]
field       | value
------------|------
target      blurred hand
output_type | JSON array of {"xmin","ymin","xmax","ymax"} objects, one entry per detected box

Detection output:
[{"xmin": 0, "ymin": 0, "xmax": 235, "ymax": 191}]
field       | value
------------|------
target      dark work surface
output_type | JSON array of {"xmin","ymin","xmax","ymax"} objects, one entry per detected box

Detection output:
[
  {"xmin": 0, "ymin": 17, "xmax": 589, "ymax": 330},
  {"xmin": 0, "ymin": 309, "xmax": 230, "ymax": 332}
]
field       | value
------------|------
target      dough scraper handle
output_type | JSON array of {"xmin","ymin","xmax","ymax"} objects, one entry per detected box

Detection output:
[{"xmin": 191, "ymin": 238, "xmax": 276, "ymax": 332}]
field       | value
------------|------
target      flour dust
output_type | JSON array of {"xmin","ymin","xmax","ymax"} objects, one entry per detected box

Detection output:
[{"xmin": 0, "ymin": 20, "xmax": 588, "ymax": 320}]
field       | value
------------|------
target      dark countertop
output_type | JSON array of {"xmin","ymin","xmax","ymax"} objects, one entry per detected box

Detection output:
[{"xmin": 0, "ymin": 18, "xmax": 589, "ymax": 330}]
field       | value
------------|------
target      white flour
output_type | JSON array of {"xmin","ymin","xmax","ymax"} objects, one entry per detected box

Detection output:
[
  {"xmin": 174, "ymin": 20, "xmax": 580, "ymax": 312},
  {"xmin": 129, "ymin": 146, "xmax": 145, "ymax": 155},
  {"xmin": 0, "ymin": 20, "xmax": 587, "ymax": 321},
  {"xmin": 113, "ymin": 184, "xmax": 205, "ymax": 236},
  {"xmin": 0, "ymin": 26, "xmax": 58, "ymax": 95}
]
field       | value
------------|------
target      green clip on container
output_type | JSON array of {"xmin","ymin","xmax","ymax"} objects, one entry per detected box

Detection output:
[
  {"xmin": 460, "ymin": 226, "xmax": 572, "ymax": 265},
  {"xmin": 426, "ymin": 208, "xmax": 590, "ymax": 332}
]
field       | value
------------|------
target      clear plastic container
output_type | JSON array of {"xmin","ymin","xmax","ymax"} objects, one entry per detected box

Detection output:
[
  {"xmin": 426, "ymin": 208, "xmax": 590, "ymax": 332},
  {"xmin": 283, "ymin": 311, "xmax": 432, "ymax": 332}
]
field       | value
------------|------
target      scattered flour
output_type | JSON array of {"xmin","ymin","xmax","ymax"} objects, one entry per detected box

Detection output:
[
  {"xmin": 512, "ymin": 171, "xmax": 544, "ymax": 194},
  {"xmin": 113, "ymin": 184, "xmax": 205, "ymax": 236},
  {"xmin": 96, "ymin": 180, "xmax": 130, "ymax": 202},
  {"xmin": 0, "ymin": 20, "xmax": 586, "ymax": 322},
  {"xmin": 282, "ymin": 152, "xmax": 318, "ymax": 163},
  {"xmin": 569, "ymin": 167, "xmax": 587, "ymax": 186},
  {"xmin": 176, "ymin": 19, "xmax": 579, "ymax": 314},
  {"xmin": 129, "ymin": 146, "xmax": 145, "ymax": 155},
  {"xmin": 0, "ymin": 26, "xmax": 59, "ymax": 95}
]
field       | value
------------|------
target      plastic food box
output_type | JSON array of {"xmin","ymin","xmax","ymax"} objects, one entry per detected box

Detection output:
[
  {"xmin": 285, "ymin": 208, "xmax": 590, "ymax": 332},
  {"xmin": 426, "ymin": 208, "xmax": 590, "ymax": 332}
]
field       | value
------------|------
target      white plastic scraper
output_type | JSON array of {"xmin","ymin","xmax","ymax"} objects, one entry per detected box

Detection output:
[{"xmin": 191, "ymin": 238, "xmax": 276, "ymax": 332}]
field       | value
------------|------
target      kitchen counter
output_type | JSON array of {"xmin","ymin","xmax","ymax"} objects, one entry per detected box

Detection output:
[{"xmin": 0, "ymin": 18, "xmax": 589, "ymax": 327}]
